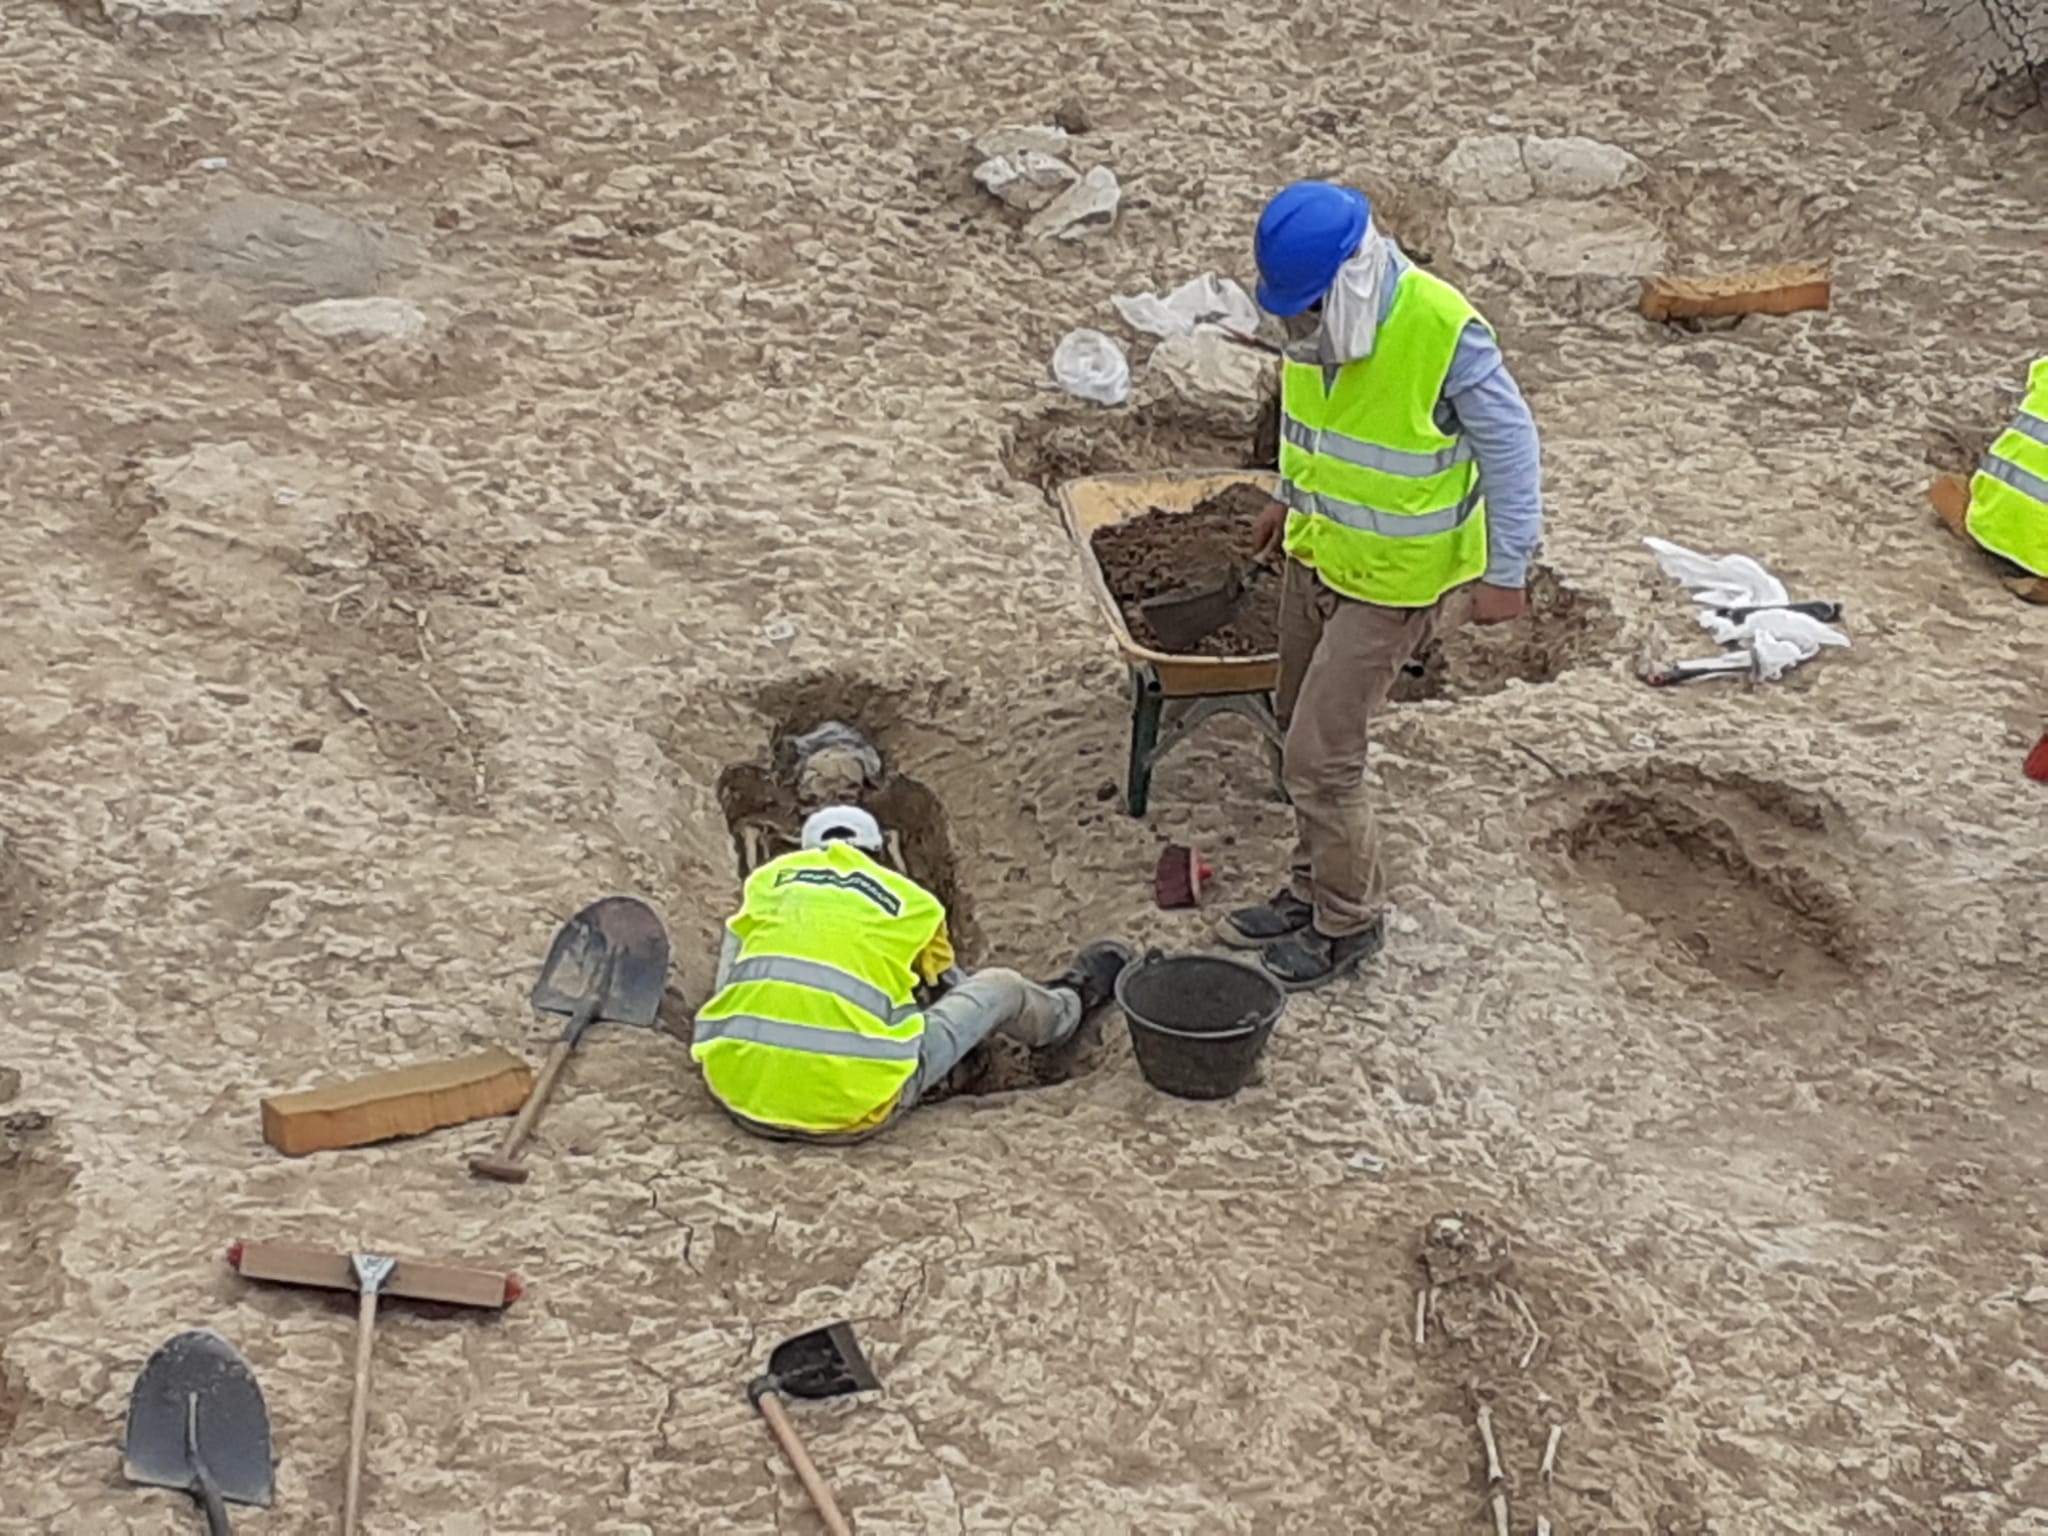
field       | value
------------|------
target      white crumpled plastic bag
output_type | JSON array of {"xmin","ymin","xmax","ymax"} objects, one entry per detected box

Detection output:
[
  {"xmin": 1112, "ymin": 274, "xmax": 1261, "ymax": 340},
  {"xmin": 1050, "ymin": 328, "xmax": 1131, "ymax": 406}
]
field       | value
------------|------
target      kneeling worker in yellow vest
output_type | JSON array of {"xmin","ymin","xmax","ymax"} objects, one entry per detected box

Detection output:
[
  {"xmin": 692, "ymin": 805, "xmax": 1133, "ymax": 1140},
  {"xmin": 1222, "ymin": 180, "xmax": 1547, "ymax": 991},
  {"xmin": 1965, "ymin": 355, "xmax": 2048, "ymax": 588}
]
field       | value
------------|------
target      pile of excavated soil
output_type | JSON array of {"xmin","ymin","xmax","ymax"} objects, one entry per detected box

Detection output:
[{"xmin": 1091, "ymin": 483, "xmax": 1280, "ymax": 656}]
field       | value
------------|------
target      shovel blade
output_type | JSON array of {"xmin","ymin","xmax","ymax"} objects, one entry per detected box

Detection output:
[
  {"xmin": 765, "ymin": 1321, "xmax": 881, "ymax": 1401},
  {"xmin": 1138, "ymin": 565, "xmax": 1248, "ymax": 652},
  {"xmin": 123, "ymin": 1330, "xmax": 274, "ymax": 1508},
  {"xmin": 530, "ymin": 896, "xmax": 671, "ymax": 1028}
]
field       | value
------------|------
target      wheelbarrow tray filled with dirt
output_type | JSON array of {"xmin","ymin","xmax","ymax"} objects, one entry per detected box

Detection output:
[
  {"xmin": 1056, "ymin": 469, "xmax": 1285, "ymax": 817},
  {"xmin": 1056, "ymin": 469, "xmax": 1281, "ymax": 699}
]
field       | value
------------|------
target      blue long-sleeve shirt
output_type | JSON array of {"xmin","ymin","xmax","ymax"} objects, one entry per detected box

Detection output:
[{"xmin": 1352, "ymin": 251, "xmax": 1546, "ymax": 589}]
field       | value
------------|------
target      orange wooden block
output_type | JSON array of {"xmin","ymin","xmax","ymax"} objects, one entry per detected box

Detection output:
[
  {"xmin": 261, "ymin": 1049, "xmax": 533, "ymax": 1157},
  {"xmin": 1640, "ymin": 264, "xmax": 1831, "ymax": 322}
]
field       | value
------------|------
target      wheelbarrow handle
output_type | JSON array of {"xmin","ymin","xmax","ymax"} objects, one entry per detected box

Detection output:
[{"xmin": 755, "ymin": 1391, "xmax": 855, "ymax": 1536}]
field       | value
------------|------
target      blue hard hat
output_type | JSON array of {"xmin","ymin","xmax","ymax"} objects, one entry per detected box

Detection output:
[{"xmin": 1255, "ymin": 181, "xmax": 1371, "ymax": 317}]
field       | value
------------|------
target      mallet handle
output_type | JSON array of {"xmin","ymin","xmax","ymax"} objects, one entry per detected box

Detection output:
[{"xmin": 755, "ymin": 1391, "xmax": 854, "ymax": 1536}]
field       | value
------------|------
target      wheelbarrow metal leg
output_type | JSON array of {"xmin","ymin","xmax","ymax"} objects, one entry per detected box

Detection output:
[{"xmin": 1126, "ymin": 667, "xmax": 1165, "ymax": 818}]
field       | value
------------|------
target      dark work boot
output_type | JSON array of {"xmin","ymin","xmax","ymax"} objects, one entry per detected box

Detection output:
[
  {"xmin": 1045, "ymin": 940, "xmax": 1136, "ymax": 1024},
  {"xmin": 1217, "ymin": 889, "xmax": 1313, "ymax": 950},
  {"xmin": 1259, "ymin": 921, "xmax": 1385, "ymax": 992}
]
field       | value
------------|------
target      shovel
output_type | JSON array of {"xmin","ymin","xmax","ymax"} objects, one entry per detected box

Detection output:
[
  {"xmin": 469, "ymin": 895, "xmax": 670, "ymax": 1182},
  {"xmin": 1139, "ymin": 559, "xmax": 1275, "ymax": 652},
  {"xmin": 124, "ymin": 1329, "xmax": 274, "ymax": 1535},
  {"xmin": 747, "ymin": 1322, "xmax": 882, "ymax": 1536}
]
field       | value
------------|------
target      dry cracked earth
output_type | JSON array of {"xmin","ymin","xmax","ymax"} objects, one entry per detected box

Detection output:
[{"xmin": 2, "ymin": 0, "xmax": 2046, "ymax": 1532}]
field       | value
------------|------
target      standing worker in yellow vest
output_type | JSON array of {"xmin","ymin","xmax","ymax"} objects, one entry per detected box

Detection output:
[
  {"xmin": 693, "ymin": 806, "xmax": 1133, "ymax": 1140},
  {"xmin": 1966, "ymin": 355, "xmax": 2048, "ymax": 585},
  {"xmin": 1221, "ymin": 181, "xmax": 1547, "ymax": 990}
]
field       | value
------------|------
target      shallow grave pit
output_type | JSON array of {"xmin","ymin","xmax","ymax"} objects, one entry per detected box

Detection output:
[
  {"xmin": 713, "ymin": 706, "xmax": 1108, "ymax": 1099},
  {"xmin": 1551, "ymin": 785, "xmax": 1864, "ymax": 994},
  {"xmin": 716, "ymin": 764, "xmax": 978, "ymax": 961}
]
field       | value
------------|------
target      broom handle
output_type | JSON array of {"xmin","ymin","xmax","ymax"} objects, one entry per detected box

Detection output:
[
  {"xmin": 756, "ymin": 1392, "xmax": 854, "ymax": 1536},
  {"xmin": 341, "ymin": 1287, "xmax": 382, "ymax": 1536}
]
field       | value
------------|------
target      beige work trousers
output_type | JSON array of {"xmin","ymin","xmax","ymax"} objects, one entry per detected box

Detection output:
[{"xmin": 1276, "ymin": 559, "xmax": 1446, "ymax": 938}]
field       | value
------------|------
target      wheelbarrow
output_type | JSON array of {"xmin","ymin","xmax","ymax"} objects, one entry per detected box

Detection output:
[{"xmin": 1058, "ymin": 468, "xmax": 1288, "ymax": 817}]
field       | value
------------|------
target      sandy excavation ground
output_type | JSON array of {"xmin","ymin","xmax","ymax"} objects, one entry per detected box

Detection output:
[{"xmin": 3, "ymin": 0, "xmax": 2047, "ymax": 1531}]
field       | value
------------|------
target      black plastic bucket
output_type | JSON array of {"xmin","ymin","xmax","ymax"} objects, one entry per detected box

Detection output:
[{"xmin": 1115, "ymin": 950, "xmax": 1286, "ymax": 1101}]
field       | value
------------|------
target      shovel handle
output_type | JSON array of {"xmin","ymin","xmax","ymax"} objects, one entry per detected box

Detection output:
[
  {"xmin": 341, "ymin": 1287, "xmax": 382, "ymax": 1536},
  {"xmin": 755, "ymin": 1391, "xmax": 855, "ymax": 1536},
  {"xmin": 185, "ymin": 1396, "xmax": 233, "ymax": 1536},
  {"xmin": 195, "ymin": 1466, "xmax": 232, "ymax": 1536},
  {"xmin": 470, "ymin": 1037, "xmax": 576, "ymax": 1181}
]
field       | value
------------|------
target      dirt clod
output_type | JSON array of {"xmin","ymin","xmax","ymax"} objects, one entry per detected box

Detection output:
[{"xmin": 1091, "ymin": 483, "xmax": 1280, "ymax": 656}]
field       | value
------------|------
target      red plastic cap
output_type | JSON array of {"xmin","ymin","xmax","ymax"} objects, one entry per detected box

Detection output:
[
  {"xmin": 503, "ymin": 1274, "xmax": 524, "ymax": 1306},
  {"xmin": 225, "ymin": 1241, "xmax": 245, "ymax": 1269},
  {"xmin": 2025, "ymin": 732, "xmax": 2048, "ymax": 784}
]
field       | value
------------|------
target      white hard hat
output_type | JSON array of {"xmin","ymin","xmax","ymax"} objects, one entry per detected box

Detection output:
[{"xmin": 800, "ymin": 805, "xmax": 884, "ymax": 853}]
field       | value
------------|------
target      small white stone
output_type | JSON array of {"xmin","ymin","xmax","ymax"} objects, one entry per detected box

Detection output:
[
  {"xmin": 280, "ymin": 296, "xmax": 428, "ymax": 346},
  {"xmin": 1522, "ymin": 135, "xmax": 1649, "ymax": 199},
  {"xmin": 972, "ymin": 150, "xmax": 1079, "ymax": 212},
  {"xmin": 1023, "ymin": 166, "xmax": 1119, "ymax": 241},
  {"xmin": 1438, "ymin": 134, "xmax": 1533, "ymax": 204},
  {"xmin": 555, "ymin": 214, "xmax": 612, "ymax": 245}
]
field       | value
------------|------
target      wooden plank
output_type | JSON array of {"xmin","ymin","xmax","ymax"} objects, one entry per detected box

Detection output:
[
  {"xmin": 1640, "ymin": 264, "xmax": 1830, "ymax": 322},
  {"xmin": 261, "ymin": 1048, "xmax": 533, "ymax": 1157},
  {"xmin": 229, "ymin": 1240, "xmax": 519, "ymax": 1308}
]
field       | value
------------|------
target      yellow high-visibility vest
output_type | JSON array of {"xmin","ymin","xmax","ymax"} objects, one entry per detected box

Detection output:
[
  {"xmin": 1968, "ymin": 356, "xmax": 2048, "ymax": 579},
  {"xmin": 692, "ymin": 844, "xmax": 944, "ymax": 1134},
  {"xmin": 1279, "ymin": 268, "xmax": 1490, "ymax": 607}
]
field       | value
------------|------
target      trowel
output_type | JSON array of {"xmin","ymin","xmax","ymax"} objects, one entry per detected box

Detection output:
[{"xmin": 1139, "ymin": 559, "xmax": 1274, "ymax": 651}]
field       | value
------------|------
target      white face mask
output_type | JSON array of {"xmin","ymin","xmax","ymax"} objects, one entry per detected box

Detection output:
[{"xmin": 1316, "ymin": 217, "xmax": 1395, "ymax": 365}]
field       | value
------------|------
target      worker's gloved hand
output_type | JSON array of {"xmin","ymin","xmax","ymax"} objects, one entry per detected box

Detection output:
[
  {"xmin": 1252, "ymin": 498, "xmax": 1287, "ymax": 561},
  {"xmin": 1467, "ymin": 583, "xmax": 1528, "ymax": 625}
]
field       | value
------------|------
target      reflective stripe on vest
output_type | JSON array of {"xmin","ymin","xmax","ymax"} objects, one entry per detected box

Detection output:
[
  {"xmin": 1280, "ymin": 416, "xmax": 1475, "ymax": 477},
  {"xmin": 1967, "ymin": 358, "xmax": 2048, "ymax": 579},
  {"xmin": 722, "ymin": 955, "xmax": 922, "ymax": 1026},
  {"xmin": 1281, "ymin": 478, "xmax": 1483, "ymax": 539},
  {"xmin": 1276, "ymin": 268, "xmax": 1491, "ymax": 607},
  {"xmin": 1983, "ymin": 451, "xmax": 2048, "ymax": 506},
  {"xmin": 693, "ymin": 1014, "xmax": 922, "ymax": 1060}
]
